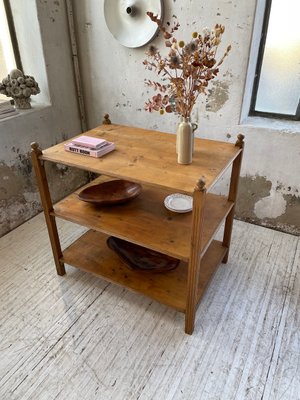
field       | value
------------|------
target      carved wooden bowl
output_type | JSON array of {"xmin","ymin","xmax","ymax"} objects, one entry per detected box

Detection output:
[
  {"xmin": 107, "ymin": 236, "xmax": 180, "ymax": 273},
  {"xmin": 78, "ymin": 180, "xmax": 142, "ymax": 206}
]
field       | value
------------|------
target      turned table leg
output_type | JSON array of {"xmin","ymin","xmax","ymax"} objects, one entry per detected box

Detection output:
[
  {"xmin": 31, "ymin": 142, "xmax": 65, "ymax": 275},
  {"xmin": 185, "ymin": 178, "xmax": 206, "ymax": 334},
  {"xmin": 222, "ymin": 134, "xmax": 245, "ymax": 263}
]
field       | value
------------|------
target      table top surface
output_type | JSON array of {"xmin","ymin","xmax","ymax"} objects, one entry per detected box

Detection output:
[{"xmin": 40, "ymin": 124, "xmax": 242, "ymax": 194}]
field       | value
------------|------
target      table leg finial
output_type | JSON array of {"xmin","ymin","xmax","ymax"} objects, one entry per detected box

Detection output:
[
  {"xmin": 103, "ymin": 114, "xmax": 111, "ymax": 125},
  {"xmin": 235, "ymin": 134, "xmax": 245, "ymax": 148},
  {"xmin": 196, "ymin": 176, "xmax": 206, "ymax": 192},
  {"xmin": 31, "ymin": 142, "xmax": 42, "ymax": 156}
]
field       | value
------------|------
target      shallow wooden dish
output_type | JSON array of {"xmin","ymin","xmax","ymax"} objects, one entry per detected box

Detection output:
[
  {"xmin": 78, "ymin": 180, "xmax": 142, "ymax": 205},
  {"xmin": 107, "ymin": 236, "xmax": 180, "ymax": 273}
]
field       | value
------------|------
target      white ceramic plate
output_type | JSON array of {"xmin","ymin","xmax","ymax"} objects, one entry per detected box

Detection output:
[{"xmin": 164, "ymin": 193, "xmax": 193, "ymax": 213}]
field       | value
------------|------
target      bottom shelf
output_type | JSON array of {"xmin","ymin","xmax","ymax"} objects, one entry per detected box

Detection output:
[{"xmin": 62, "ymin": 230, "xmax": 228, "ymax": 313}]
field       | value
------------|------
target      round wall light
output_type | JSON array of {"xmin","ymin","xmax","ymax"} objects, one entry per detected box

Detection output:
[{"xmin": 104, "ymin": 0, "xmax": 164, "ymax": 48}]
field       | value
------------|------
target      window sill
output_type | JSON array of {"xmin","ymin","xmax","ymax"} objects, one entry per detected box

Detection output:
[
  {"xmin": 0, "ymin": 102, "xmax": 51, "ymax": 122},
  {"xmin": 240, "ymin": 115, "xmax": 300, "ymax": 133}
]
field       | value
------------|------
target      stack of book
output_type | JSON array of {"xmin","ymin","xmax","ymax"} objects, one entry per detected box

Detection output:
[{"xmin": 64, "ymin": 135, "xmax": 115, "ymax": 158}]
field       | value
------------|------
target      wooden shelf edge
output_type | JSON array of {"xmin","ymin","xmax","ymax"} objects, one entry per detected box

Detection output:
[
  {"xmin": 61, "ymin": 230, "xmax": 227, "ymax": 314},
  {"xmin": 51, "ymin": 176, "xmax": 233, "ymax": 262}
]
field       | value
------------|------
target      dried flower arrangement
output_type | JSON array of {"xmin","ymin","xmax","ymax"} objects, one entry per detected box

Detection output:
[
  {"xmin": 143, "ymin": 12, "xmax": 231, "ymax": 118},
  {"xmin": 0, "ymin": 69, "xmax": 40, "ymax": 109}
]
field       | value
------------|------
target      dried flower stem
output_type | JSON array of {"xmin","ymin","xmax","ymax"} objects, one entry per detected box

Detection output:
[{"xmin": 143, "ymin": 14, "xmax": 231, "ymax": 118}]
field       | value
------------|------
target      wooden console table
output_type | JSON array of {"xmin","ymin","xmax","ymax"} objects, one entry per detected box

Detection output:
[{"xmin": 31, "ymin": 123, "xmax": 244, "ymax": 334}]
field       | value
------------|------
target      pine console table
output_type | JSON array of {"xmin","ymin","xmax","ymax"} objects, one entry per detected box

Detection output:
[{"xmin": 31, "ymin": 122, "xmax": 244, "ymax": 334}]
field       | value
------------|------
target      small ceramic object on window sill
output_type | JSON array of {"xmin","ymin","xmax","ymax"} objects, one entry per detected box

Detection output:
[{"xmin": 0, "ymin": 69, "xmax": 40, "ymax": 109}]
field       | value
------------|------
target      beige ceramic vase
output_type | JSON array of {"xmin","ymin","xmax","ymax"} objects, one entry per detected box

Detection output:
[{"xmin": 176, "ymin": 116, "xmax": 194, "ymax": 164}]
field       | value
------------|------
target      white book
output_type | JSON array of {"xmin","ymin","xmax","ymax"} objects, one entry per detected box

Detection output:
[{"xmin": 64, "ymin": 141, "xmax": 115, "ymax": 158}]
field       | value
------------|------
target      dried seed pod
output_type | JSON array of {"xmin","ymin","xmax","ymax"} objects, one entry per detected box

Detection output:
[{"xmin": 9, "ymin": 69, "xmax": 23, "ymax": 79}]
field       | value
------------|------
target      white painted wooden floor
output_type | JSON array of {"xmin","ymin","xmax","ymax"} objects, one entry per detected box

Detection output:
[{"xmin": 0, "ymin": 214, "xmax": 299, "ymax": 400}]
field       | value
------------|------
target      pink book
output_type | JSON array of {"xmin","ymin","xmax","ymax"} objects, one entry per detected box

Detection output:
[
  {"xmin": 64, "ymin": 141, "xmax": 115, "ymax": 158},
  {"xmin": 71, "ymin": 135, "xmax": 108, "ymax": 149}
]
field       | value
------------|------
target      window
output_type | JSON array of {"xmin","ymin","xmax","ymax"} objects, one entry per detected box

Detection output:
[
  {"xmin": 0, "ymin": 0, "xmax": 21, "ymax": 101},
  {"xmin": 250, "ymin": 0, "xmax": 300, "ymax": 120}
]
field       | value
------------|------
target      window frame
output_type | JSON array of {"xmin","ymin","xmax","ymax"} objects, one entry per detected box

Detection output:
[
  {"xmin": 249, "ymin": 0, "xmax": 300, "ymax": 121},
  {"xmin": 2, "ymin": 0, "xmax": 22, "ymax": 72}
]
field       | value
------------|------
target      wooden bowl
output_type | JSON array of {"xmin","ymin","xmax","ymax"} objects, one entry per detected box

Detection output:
[
  {"xmin": 78, "ymin": 179, "xmax": 142, "ymax": 206},
  {"xmin": 107, "ymin": 236, "xmax": 180, "ymax": 273}
]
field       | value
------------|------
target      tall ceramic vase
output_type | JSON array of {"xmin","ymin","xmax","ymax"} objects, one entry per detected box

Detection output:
[{"xmin": 176, "ymin": 116, "xmax": 193, "ymax": 164}]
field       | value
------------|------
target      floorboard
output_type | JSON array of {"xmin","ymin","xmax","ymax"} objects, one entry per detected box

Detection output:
[{"xmin": 0, "ymin": 214, "xmax": 299, "ymax": 400}]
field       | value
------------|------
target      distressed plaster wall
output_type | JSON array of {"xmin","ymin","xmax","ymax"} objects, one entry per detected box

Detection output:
[
  {"xmin": 1, "ymin": 0, "xmax": 299, "ymax": 237},
  {"xmin": 0, "ymin": 0, "xmax": 87, "ymax": 237},
  {"xmin": 73, "ymin": 0, "xmax": 300, "ymax": 235}
]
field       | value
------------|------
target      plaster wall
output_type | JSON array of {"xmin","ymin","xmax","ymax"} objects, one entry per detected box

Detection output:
[
  {"xmin": 0, "ymin": 0, "xmax": 87, "ymax": 237},
  {"xmin": 73, "ymin": 0, "xmax": 300, "ymax": 235}
]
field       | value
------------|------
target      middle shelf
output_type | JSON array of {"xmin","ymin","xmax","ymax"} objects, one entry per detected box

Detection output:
[{"xmin": 52, "ymin": 176, "xmax": 233, "ymax": 261}]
